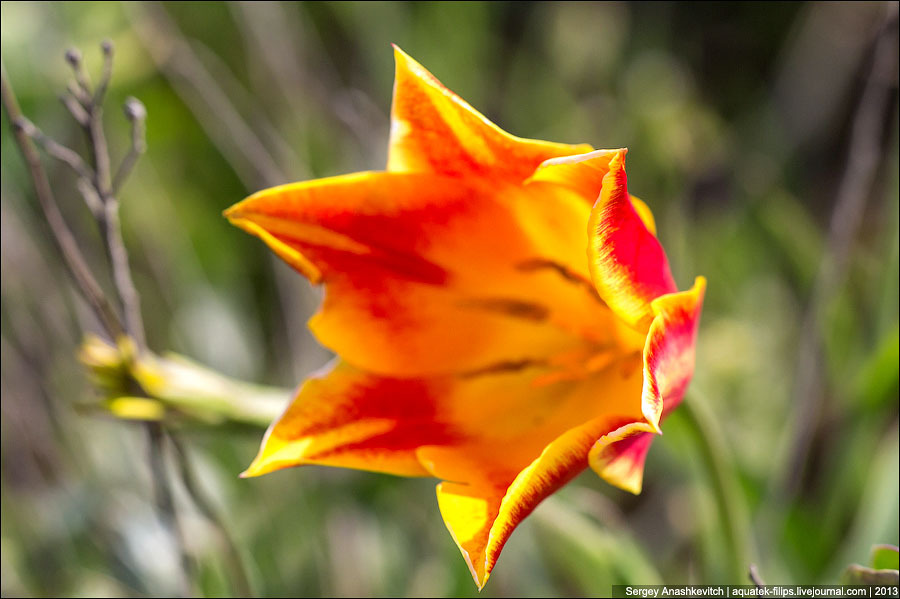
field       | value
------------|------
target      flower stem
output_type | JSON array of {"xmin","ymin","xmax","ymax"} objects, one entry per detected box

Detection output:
[{"xmin": 680, "ymin": 392, "xmax": 750, "ymax": 583}]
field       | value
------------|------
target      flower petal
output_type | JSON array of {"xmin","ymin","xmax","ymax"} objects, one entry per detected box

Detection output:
[
  {"xmin": 388, "ymin": 46, "xmax": 592, "ymax": 181},
  {"xmin": 587, "ymin": 150, "xmax": 677, "ymax": 331},
  {"xmin": 226, "ymin": 171, "xmax": 631, "ymax": 377},
  {"xmin": 589, "ymin": 276, "xmax": 706, "ymax": 493},
  {"xmin": 642, "ymin": 276, "xmax": 707, "ymax": 425},
  {"xmin": 243, "ymin": 356, "xmax": 647, "ymax": 587},
  {"xmin": 420, "ymin": 364, "xmax": 645, "ymax": 589},
  {"xmin": 245, "ymin": 355, "xmax": 645, "ymax": 477},
  {"xmin": 526, "ymin": 149, "xmax": 619, "ymax": 200},
  {"xmin": 229, "ymin": 45, "xmax": 708, "ymax": 591},
  {"xmin": 435, "ymin": 415, "xmax": 628, "ymax": 589},
  {"xmin": 588, "ymin": 427, "xmax": 656, "ymax": 495},
  {"xmin": 629, "ymin": 195, "xmax": 657, "ymax": 237},
  {"xmin": 527, "ymin": 148, "xmax": 657, "ymax": 234},
  {"xmin": 434, "ymin": 482, "xmax": 500, "ymax": 588},
  {"xmin": 242, "ymin": 360, "xmax": 446, "ymax": 478}
]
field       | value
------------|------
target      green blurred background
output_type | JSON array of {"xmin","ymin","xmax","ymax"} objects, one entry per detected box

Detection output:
[{"xmin": 1, "ymin": 2, "xmax": 897, "ymax": 596}]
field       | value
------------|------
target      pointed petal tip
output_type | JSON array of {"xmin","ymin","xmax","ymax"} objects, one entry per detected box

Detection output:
[
  {"xmin": 239, "ymin": 458, "xmax": 267, "ymax": 479},
  {"xmin": 222, "ymin": 203, "xmax": 239, "ymax": 221},
  {"xmin": 609, "ymin": 148, "xmax": 628, "ymax": 170},
  {"xmin": 619, "ymin": 476, "xmax": 644, "ymax": 496},
  {"xmin": 471, "ymin": 560, "xmax": 491, "ymax": 591},
  {"xmin": 694, "ymin": 275, "xmax": 708, "ymax": 294},
  {"xmin": 240, "ymin": 457, "xmax": 294, "ymax": 479},
  {"xmin": 391, "ymin": 43, "xmax": 402, "ymax": 60},
  {"xmin": 223, "ymin": 211, "xmax": 324, "ymax": 283},
  {"xmin": 222, "ymin": 194, "xmax": 257, "ymax": 224},
  {"xmin": 240, "ymin": 444, "xmax": 292, "ymax": 478},
  {"xmin": 391, "ymin": 44, "xmax": 416, "ymax": 67},
  {"xmin": 687, "ymin": 275, "xmax": 708, "ymax": 309},
  {"xmin": 475, "ymin": 573, "xmax": 490, "ymax": 592}
]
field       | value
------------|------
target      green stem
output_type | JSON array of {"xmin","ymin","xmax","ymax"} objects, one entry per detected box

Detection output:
[{"xmin": 681, "ymin": 392, "xmax": 750, "ymax": 583}]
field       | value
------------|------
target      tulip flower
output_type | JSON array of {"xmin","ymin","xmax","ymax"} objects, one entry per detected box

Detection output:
[{"xmin": 225, "ymin": 46, "xmax": 705, "ymax": 589}]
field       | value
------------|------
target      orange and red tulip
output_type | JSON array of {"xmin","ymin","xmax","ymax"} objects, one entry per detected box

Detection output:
[{"xmin": 226, "ymin": 46, "xmax": 705, "ymax": 589}]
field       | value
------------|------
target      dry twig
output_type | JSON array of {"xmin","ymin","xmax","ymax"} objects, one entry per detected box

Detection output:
[
  {"xmin": 3, "ymin": 43, "xmax": 194, "ymax": 596},
  {"xmin": 1, "ymin": 61, "xmax": 124, "ymax": 340}
]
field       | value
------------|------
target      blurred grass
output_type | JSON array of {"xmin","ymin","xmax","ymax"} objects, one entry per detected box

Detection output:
[{"xmin": 1, "ymin": 2, "xmax": 898, "ymax": 597}]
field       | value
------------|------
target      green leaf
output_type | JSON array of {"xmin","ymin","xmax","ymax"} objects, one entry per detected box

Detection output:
[
  {"xmin": 871, "ymin": 544, "xmax": 900, "ymax": 571},
  {"xmin": 841, "ymin": 564, "xmax": 899, "ymax": 585},
  {"xmin": 854, "ymin": 326, "xmax": 900, "ymax": 411},
  {"xmin": 839, "ymin": 545, "xmax": 899, "ymax": 586}
]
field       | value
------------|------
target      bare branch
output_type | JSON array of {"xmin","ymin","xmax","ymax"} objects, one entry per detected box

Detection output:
[
  {"xmin": 63, "ymin": 43, "xmax": 148, "ymax": 351},
  {"xmin": 17, "ymin": 116, "xmax": 95, "ymax": 181},
  {"xmin": 66, "ymin": 80, "xmax": 93, "ymax": 110},
  {"xmin": 169, "ymin": 434, "xmax": 255, "ymax": 597},
  {"xmin": 64, "ymin": 47, "xmax": 93, "ymax": 99},
  {"xmin": 93, "ymin": 39, "xmax": 114, "ymax": 105},
  {"xmin": 86, "ymin": 97, "xmax": 112, "ymax": 193},
  {"xmin": 749, "ymin": 564, "xmax": 766, "ymax": 588},
  {"xmin": 19, "ymin": 47, "xmax": 148, "ymax": 352},
  {"xmin": 1, "ymin": 61, "xmax": 124, "ymax": 340},
  {"xmin": 112, "ymin": 97, "xmax": 147, "ymax": 195},
  {"xmin": 76, "ymin": 177, "xmax": 104, "ymax": 219},
  {"xmin": 60, "ymin": 92, "xmax": 90, "ymax": 126},
  {"xmin": 98, "ymin": 196, "xmax": 145, "ymax": 350},
  {"xmin": 9, "ymin": 44, "xmax": 187, "ymax": 597},
  {"xmin": 146, "ymin": 424, "xmax": 194, "ymax": 597}
]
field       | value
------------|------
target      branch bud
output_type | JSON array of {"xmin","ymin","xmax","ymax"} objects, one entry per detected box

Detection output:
[
  {"xmin": 64, "ymin": 48, "xmax": 82, "ymax": 67},
  {"xmin": 123, "ymin": 97, "xmax": 146, "ymax": 122}
]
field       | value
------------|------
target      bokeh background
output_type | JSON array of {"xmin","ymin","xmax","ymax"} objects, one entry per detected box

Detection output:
[{"xmin": 2, "ymin": 2, "xmax": 898, "ymax": 597}]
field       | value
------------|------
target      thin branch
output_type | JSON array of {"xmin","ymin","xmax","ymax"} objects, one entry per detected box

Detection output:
[
  {"xmin": 64, "ymin": 47, "xmax": 93, "ymax": 100},
  {"xmin": 99, "ymin": 195, "xmax": 146, "ymax": 350},
  {"xmin": 64, "ymin": 42, "xmax": 189, "ymax": 595},
  {"xmin": 780, "ymin": 3, "xmax": 898, "ymax": 499},
  {"xmin": 169, "ymin": 434, "xmax": 255, "ymax": 597},
  {"xmin": 749, "ymin": 564, "xmax": 766, "ymax": 588},
  {"xmin": 17, "ymin": 116, "xmax": 95, "ymax": 182},
  {"xmin": 1, "ymin": 61, "xmax": 124, "ymax": 340},
  {"xmin": 86, "ymin": 90, "xmax": 112, "ymax": 194},
  {"xmin": 8, "ymin": 43, "xmax": 190, "ymax": 597},
  {"xmin": 112, "ymin": 97, "xmax": 147, "ymax": 195},
  {"xmin": 93, "ymin": 39, "xmax": 114, "ymax": 105},
  {"xmin": 67, "ymin": 40, "xmax": 148, "ymax": 351},
  {"xmin": 146, "ymin": 424, "xmax": 193, "ymax": 597},
  {"xmin": 76, "ymin": 178, "xmax": 104, "ymax": 219},
  {"xmin": 60, "ymin": 92, "xmax": 90, "ymax": 126},
  {"xmin": 66, "ymin": 80, "xmax": 93, "ymax": 110}
]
